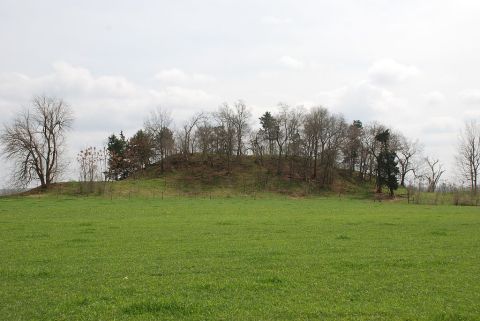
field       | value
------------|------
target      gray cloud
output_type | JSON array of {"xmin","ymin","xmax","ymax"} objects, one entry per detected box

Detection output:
[
  {"xmin": 368, "ymin": 59, "xmax": 420, "ymax": 86},
  {"xmin": 0, "ymin": 62, "xmax": 222, "ymax": 183},
  {"xmin": 460, "ymin": 89, "xmax": 480, "ymax": 105},
  {"xmin": 424, "ymin": 91, "xmax": 446, "ymax": 106}
]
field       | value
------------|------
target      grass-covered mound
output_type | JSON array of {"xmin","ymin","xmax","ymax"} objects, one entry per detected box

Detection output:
[{"xmin": 23, "ymin": 155, "xmax": 378, "ymax": 199}]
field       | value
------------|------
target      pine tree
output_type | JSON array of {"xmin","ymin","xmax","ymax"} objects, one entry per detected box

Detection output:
[
  {"xmin": 378, "ymin": 150, "xmax": 399, "ymax": 196},
  {"xmin": 375, "ymin": 129, "xmax": 399, "ymax": 196},
  {"xmin": 107, "ymin": 131, "xmax": 128, "ymax": 180},
  {"xmin": 259, "ymin": 112, "xmax": 277, "ymax": 155}
]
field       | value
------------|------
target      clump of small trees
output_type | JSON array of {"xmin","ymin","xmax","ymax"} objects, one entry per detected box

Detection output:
[
  {"xmin": 104, "ymin": 130, "xmax": 156, "ymax": 180},
  {"xmin": 95, "ymin": 101, "xmax": 434, "ymax": 198},
  {"xmin": 77, "ymin": 146, "xmax": 107, "ymax": 194}
]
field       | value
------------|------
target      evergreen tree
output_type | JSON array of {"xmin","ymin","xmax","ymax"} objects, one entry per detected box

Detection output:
[
  {"xmin": 374, "ymin": 129, "xmax": 399, "ymax": 196},
  {"xmin": 127, "ymin": 130, "xmax": 153, "ymax": 171},
  {"xmin": 378, "ymin": 150, "xmax": 399, "ymax": 196},
  {"xmin": 259, "ymin": 112, "xmax": 278, "ymax": 155},
  {"xmin": 107, "ymin": 131, "xmax": 128, "ymax": 180},
  {"xmin": 343, "ymin": 120, "xmax": 363, "ymax": 174}
]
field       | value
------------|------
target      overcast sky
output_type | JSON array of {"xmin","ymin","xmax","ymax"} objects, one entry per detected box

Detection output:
[{"xmin": 1, "ymin": 0, "xmax": 480, "ymax": 186}]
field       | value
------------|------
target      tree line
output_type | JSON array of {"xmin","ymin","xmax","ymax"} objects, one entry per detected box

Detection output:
[
  {"xmin": 90, "ymin": 101, "xmax": 466, "ymax": 196},
  {"xmin": 1, "ymin": 95, "xmax": 479, "ymax": 198}
]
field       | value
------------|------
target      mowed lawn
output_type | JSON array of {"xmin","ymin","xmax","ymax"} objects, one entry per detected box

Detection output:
[{"xmin": 0, "ymin": 197, "xmax": 479, "ymax": 321}]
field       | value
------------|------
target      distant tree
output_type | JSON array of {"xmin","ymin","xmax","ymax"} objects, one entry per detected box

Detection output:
[
  {"xmin": 422, "ymin": 157, "xmax": 445, "ymax": 192},
  {"xmin": 233, "ymin": 100, "xmax": 251, "ymax": 158},
  {"xmin": 144, "ymin": 108, "xmax": 174, "ymax": 173},
  {"xmin": 396, "ymin": 135, "xmax": 421, "ymax": 187},
  {"xmin": 214, "ymin": 104, "xmax": 236, "ymax": 173},
  {"xmin": 285, "ymin": 106, "xmax": 305, "ymax": 178},
  {"xmin": 343, "ymin": 120, "xmax": 363, "ymax": 175},
  {"xmin": 352, "ymin": 120, "xmax": 363, "ymax": 128},
  {"xmin": 107, "ymin": 131, "xmax": 128, "ymax": 180},
  {"xmin": 195, "ymin": 118, "xmax": 215, "ymax": 162},
  {"xmin": 0, "ymin": 95, "xmax": 73, "ymax": 189},
  {"xmin": 259, "ymin": 111, "xmax": 277, "ymax": 155},
  {"xmin": 374, "ymin": 129, "xmax": 399, "ymax": 195},
  {"xmin": 127, "ymin": 130, "xmax": 153, "ymax": 172},
  {"xmin": 249, "ymin": 129, "xmax": 266, "ymax": 165},
  {"xmin": 77, "ymin": 146, "xmax": 103, "ymax": 182},
  {"xmin": 303, "ymin": 106, "xmax": 329, "ymax": 179},
  {"xmin": 456, "ymin": 120, "xmax": 480, "ymax": 195},
  {"xmin": 362, "ymin": 123, "xmax": 385, "ymax": 181},
  {"xmin": 377, "ymin": 150, "xmax": 399, "ymax": 196},
  {"xmin": 274, "ymin": 104, "xmax": 290, "ymax": 175},
  {"xmin": 178, "ymin": 112, "xmax": 204, "ymax": 158},
  {"xmin": 302, "ymin": 106, "xmax": 346, "ymax": 185},
  {"xmin": 320, "ymin": 113, "xmax": 347, "ymax": 185},
  {"xmin": 77, "ymin": 146, "xmax": 103, "ymax": 193}
]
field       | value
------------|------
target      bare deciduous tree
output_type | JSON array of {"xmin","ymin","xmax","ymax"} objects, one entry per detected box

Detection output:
[
  {"xmin": 456, "ymin": 120, "xmax": 480, "ymax": 195},
  {"xmin": 342, "ymin": 120, "xmax": 363, "ymax": 175},
  {"xmin": 321, "ymin": 113, "xmax": 347, "ymax": 185},
  {"xmin": 233, "ymin": 100, "xmax": 251, "ymax": 158},
  {"xmin": 77, "ymin": 146, "xmax": 103, "ymax": 183},
  {"xmin": 285, "ymin": 106, "xmax": 305, "ymax": 177},
  {"xmin": 250, "ymin": 130, "xmax": 265, "ymax": 165},
  {"xmin": 77, "ymin": 146, "xmax": 104, "ymax": 193},
  {"xmin": 214, "ymin": 104, "xmax": 236, "ymax": 173},
  {"xmin": 423, "ymin": 157, "xmax": 445, "ymax": 192},
  {"xmin": 195, "ymin": 118, "xmax": 214, "ymax": 159},
  {"xmin": 303, "ymin": 106, "xmax": 329, "ymax": 179},
  {"xmin": 1, "ymin": 95, "xmax": 73, "ymax": 189},
  {"xmin": 178, "ymin": 112, "xmax": 204, "ymax": 158},
  {"xmin": 144, "ymin": 108, "xmax": 174, "ymax": 173},
  {"xmin": 396, "ymin": 135, "xmax": 421, "ymax": 187},
  {"xmin": 274, "ymin": 103, "xmax": 290, "ymax": 175}
]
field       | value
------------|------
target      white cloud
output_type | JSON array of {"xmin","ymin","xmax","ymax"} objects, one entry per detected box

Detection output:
[
  {"xmin": 0, "ymin": 62, "xmax": 139, "ymax": 102},
  {"xmin": 261, "ymin": 16, "xmax": 293, "ymax": 25},
  {"xmin": 0, "ymin": 62, "xmax": 224, "ymax": 186},
  {"xmin": 2, "ymin": 0, "xmax": 478, "ymax": 187},
  {"xmin": 368, "ymin": 58, "xmax": 420, "ymax": 86},
  {"xmin": 460, "ymin": 89, "xmax": 480, "ymax": 105},
  {"xmin": 463, "ymin": 108, "xmax": 480, "ymax": 119},
  {"xmin": 52, "ymin": 62, "xmax": 139, "ymax": 99},
  {"xmin": 278, "ymin": 56, "xmax": 304, "ymax": 70},
  {"xmin": 424, "ymin": 91, "xmax": 446, "ymax": 106},
  {"xmin": 154, "ymin": 68, "xmax": 215, "ymax": 85},
  {"xmin": 421, "ymin": 116, "xmax": 458, "ymax": 134},
  {"xmin": 315, "ymin": 81, "xmax": 403, "ymax": 121},
  {"xmin": 0, "ymin": 62, "xmax": 221, "ymax": 143},
  {"xmin": 0, "ymin": 62, "xmax": 225, "ymax": 185}
]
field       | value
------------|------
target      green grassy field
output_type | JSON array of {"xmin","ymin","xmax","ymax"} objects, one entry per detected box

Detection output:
[{"xmin": 0, "ymin": 196, "xmax": 479, "ymax": 320}]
